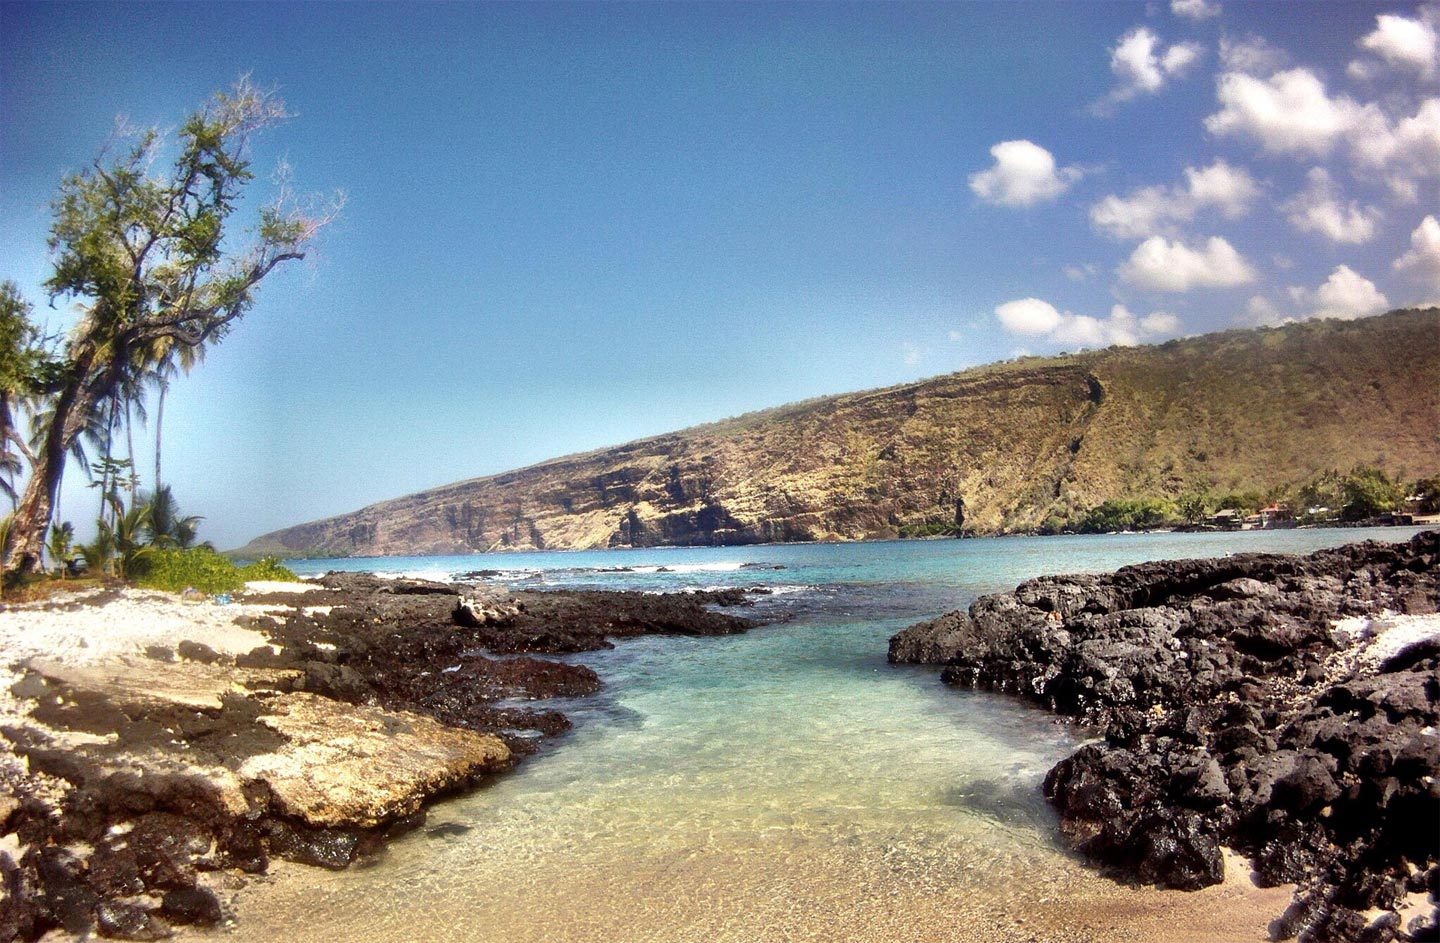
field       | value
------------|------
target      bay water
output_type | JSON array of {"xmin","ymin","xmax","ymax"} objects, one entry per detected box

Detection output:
[{"xmin": 227, "ymin": 527, "xmax": 1426, "ymax": 942}]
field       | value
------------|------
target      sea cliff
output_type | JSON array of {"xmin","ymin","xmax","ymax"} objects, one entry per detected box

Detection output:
[{"xmin": 236, "ymin": 308, "xmax": 1440, "ymax": 558}]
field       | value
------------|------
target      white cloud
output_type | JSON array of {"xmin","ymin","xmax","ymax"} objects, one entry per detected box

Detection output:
[
  {"xmin": 1206, "ymin": 56, "xmax": 1440, "ymax": 197},
  {"xmin": 1171, "ymin": 0, "xmax": 1221, "ymax": 21},
  {"xmin": 1096, "ymin": 27, "xmax": 1204, "ymax": 111},
  {"xmin": 1064, "ymin": 262, "xmax": 1098, "ymax": 282},
  {"xmin": 1242, "ymin": 294, "xmax": 1287, "ymax": 326},
  {"xmin": 1219, "ymin": 35, "xmax": 1288, "ymax": 74},
  {"xmin": 1140, "ymin": 310, "xmax": 1182, "ymax": 333},
  {"xmin": 969, "ymin": 140, "xmax": 1082, "ymax": 207},
  {"xmin": 1183, "ymin": 161, "xmax": 1262, "ymax": 216},
  {"xmin": 1205, "ymin": 67, "xmax": 1383, "ymax": 157},
  {"xmin": 1299, "ymin": 265, "xmax": 1390, "ymax": 320},
  {"xmin": 1118, "ymin": 235, "xmax": 1258, "ymax": 291},
  {"xmin": 903, "ymin": 343, "xmax": 925, "ymax": 366},
  {"xmin": 1282, "ymin": 168, "xmax": 1382, "ymax": 244},
  {"xmin": 994, "ymin": 299, "xmax": 1181, "ymax": 348},
  {"xmin": 1091, "ymin": 159, "xmax": 1260, "ymax": 239},
  {"xmin": 1348, "ymin": 97, "xmax": 1440, "ymax": 197},
  {"xmin": 996, "ymin": 298, "xmax": 1063, "ymax": 335},
  {"xmin": 1353, "ymin": 10, "xmax": 1439, "ymax": 82},
  {"xmin": 1394, "ymin": 214, "xmax": 1440, "ymax": 287}
]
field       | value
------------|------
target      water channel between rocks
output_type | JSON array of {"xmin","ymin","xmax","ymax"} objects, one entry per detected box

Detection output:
[{"xmin": 220, "ymin": 528, "xmax": 1424, "ymax": 943}]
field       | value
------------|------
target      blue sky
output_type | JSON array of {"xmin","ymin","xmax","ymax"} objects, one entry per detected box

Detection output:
[{"xmin": 2, "ymin": 1, "xmax": 1437, "ymax": 548}]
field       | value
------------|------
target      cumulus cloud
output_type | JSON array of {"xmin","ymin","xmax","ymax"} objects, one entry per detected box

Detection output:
[
  {"xmin": 1094, "ymin": 27, "xmax": 1204, "ymax": 112},
  {"xmin": 969, "ymin": 140, "xmax": 1082, "ymax": 207},
  {"xmin": 1348, "ymin": 97, "xmax": 1440, "ymax": 198},
  {"xmin": 1118, "ymin": 236, "xmax": 1258, "ymax": 291},
  {"xmin": 994, "ymin": 299, "xmax": 1181, "ymax": 348},
  {"xmin": 1394, "ymin": 214, "xmax": 1440, "ymax": 287},
  {"xmin": 1219, "ymin": 35, "xmax": 1288, "ymax": 74},
  {"xmin": 1351, "ymin": 8, "xmax": 1439, "ymax": 82},
  {"xmin": 1090, "ymin": 159, "xmax": 1260, "ymax": 239},
  {"xmin": 1171, "ymin": 0, "xmax": 1221, "ymax": 21},
  {"xmin": 1298, "ymin": 265, "xmax": 1391, "ymax": 320},
  {"xmin": 1241, "ymin": 294, "xmax": 1287, "ymax": 326},
  {"xmin": 1064, "ymin": 262, "xmax": 1098, "ymax": 282},
  {"xmin": 1206, "ymin": 54, "xmax": 1440, "ymax": 198},
  {"xmin": 1205, "ymin": 67, "xmax": 1382, "ymax": 157},
  {"xmin": 1282, "ymin": 168, "xmax": 1382, "ymax": 244},
  {"xmin": 995, "ymin": 298, "xmax": 1063, "ymax": 334}
]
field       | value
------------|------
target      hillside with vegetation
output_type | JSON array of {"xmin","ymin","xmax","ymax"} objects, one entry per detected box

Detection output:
[{"xmin": 236, "ymin": 307, "xmax": 1440, "ymax": 558}]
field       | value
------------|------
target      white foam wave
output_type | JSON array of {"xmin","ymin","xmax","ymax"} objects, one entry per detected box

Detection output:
[{"xmin": 371, "ymin": 568, "xmax": 456, "ymax": 583}]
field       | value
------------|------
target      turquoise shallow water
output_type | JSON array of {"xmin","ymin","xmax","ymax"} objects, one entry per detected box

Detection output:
[{"xmin": 230, "ymin": 528, "xmax": 1426, "ymax": 943}]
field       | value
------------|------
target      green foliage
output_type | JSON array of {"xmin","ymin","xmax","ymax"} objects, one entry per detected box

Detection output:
[
  {"xmin": 46, "ymin": 521, "xmax": 75, "ymax": 577},
  {"xmin": 147, "ymin": 485, "xmax": 202, "ymax": 548},
  {"xmin": 133, "ymin": 547, "xmax": 244, "ymax": 594},
  {"xmin": 1213, "ymin": 491, "xmax": 1263, "ymax": 515},
  {"xmin": 1413, "ymin": 476, "xmax": 1440, "ymax": 514},
  {"xmin": 1338, "ymin": 466, "xmax": 1403, "ymax": 521},
  {"xmin": 79, "ymin": 524, "xmax": 116, "ymax": 577},
  {"xmin": 1176, "ymin": 492, "xmax": 1213, "ymax": 525},
  {"xmin": 236, "ymin": 556, "xmax": 298, "ymax": 582},
  {"xmin": 3, "ymin": 78, "xmax": 338, "ymax": 575},
  {"xmin": 1073, "ymin": 498, "xmax": 1177, "ymax": 534},
  {"xmin": 109, "ymin": 503, "xmax": 152, "ymax": 579},
  {"xmin": 1296, "ymin": 466, "xmax": 1407, "ymax": 521}
]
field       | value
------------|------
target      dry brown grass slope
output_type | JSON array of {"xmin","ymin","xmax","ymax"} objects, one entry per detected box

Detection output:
[{"xmin": 235, "ymin": 308, "xmax": 1440, "ymax": 557}]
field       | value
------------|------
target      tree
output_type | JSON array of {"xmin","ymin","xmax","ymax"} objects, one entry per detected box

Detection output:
[
  {"xmin": 3, "ymin": 78, "xmax": 339, "ymax": 575},
  {"xmin": 1176, "ymin": 491, "xmax": 1212, "ymax": 525},
  {"xmin": 0, "ymin": 282, "xmax": 52, "ymax": 512},
  {"xmin": 148, "ymin": 485, "xmax": 203, "ymax": 549},
  {"xmin": 46, "ymin": 521, "xmax": 75, "ymax": 577},
  {"xmin": 1339, "ymin": 466, "xmax": 1402, "ymax": 521}
]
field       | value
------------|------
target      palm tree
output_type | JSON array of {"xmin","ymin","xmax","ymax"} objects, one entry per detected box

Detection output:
[
  {"xmin": 111, "ymin": 502, "xmax": 152, "ymax": 579},
  {"xmin": 147, "ymin": 485, "xmax": 203, "ymax": 549},
  {"xmin": 79, "ymin": 522, "xmax": 116, "ymax": 578},
  {"xmin": 145, "ymin": 336, "xmax": 203, "ymax": 494},
  {"xmin": 46, "ymin": 521, "xmax": 74, "ymax": 577}
]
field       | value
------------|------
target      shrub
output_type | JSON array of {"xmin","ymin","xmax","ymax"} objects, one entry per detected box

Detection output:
[
  {"xmin": 133, "ymin": 547, "xmax": 244, "ymax": 595},
  {"xmin": 237, "ymin": 556, "xmax": 298, "ymax": 582},
  {"xmin": 1074, "ymin": 498, "xmax": 1177, "ymax": 534}
]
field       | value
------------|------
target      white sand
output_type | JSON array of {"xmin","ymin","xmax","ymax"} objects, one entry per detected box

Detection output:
[{"xmin": 0, "ymin": 587, "xmax": 311, "ymax": 737}]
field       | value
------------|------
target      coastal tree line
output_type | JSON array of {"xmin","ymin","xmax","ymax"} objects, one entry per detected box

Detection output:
[
  {"xmin": 0, "ymin": 78, "xmax": 338, "ymax": 582},
  {"xmin": 1039, "ymin": 466, "xmax": 1438, "ymax": 536}
]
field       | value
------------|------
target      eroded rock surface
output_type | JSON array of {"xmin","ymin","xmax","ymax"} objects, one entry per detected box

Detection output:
[
  {"xmin": 891, "ymin": 531, "xmax": 1440, "ymax": 942},
  {"xmin": 0, "ymin": 576, "xmax": 764, "ymax": 940}
]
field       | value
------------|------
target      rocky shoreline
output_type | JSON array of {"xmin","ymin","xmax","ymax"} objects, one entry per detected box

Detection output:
[
  {"xmin": 0, "ymin": 576, "xmax": 768, "ymax": 941},
  {"xmin": 890, "ymin": 531, "xmax": 1440, "ymax": 942}
]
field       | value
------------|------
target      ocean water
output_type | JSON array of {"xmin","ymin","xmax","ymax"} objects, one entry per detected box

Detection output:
[{"xmin": 230, "ymin": 527, "xmax": 1426, "ymax": 943}]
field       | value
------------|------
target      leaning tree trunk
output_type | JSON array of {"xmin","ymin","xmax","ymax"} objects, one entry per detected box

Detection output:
[
  {"xmin": 6, "ymin": 358, "xmax": 100, "ymax": 575},
  {"xmin": 124, "ymin": 399, "xmax": 138, "ymax": 507},
  {"xmin": 153, "ymin": 382, "xmax": 165, "ymax": 493}
]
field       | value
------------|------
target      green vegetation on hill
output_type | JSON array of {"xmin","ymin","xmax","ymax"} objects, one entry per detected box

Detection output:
[{"xmin": 236, "ymin": 308, "xmax": 1440, "ymax": 557}]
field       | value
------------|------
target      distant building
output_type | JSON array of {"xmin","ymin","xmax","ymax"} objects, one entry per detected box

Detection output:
[
  {"xmin": 1210, "ymin": 509, "xmax": 1242, "ymax": 530},
  {"xmin": 1257, "ymin": 504, "xmax": 1295, "ymax": 529}
]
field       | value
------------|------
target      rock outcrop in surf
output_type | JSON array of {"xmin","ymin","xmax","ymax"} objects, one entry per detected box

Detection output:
[{"xmin": 890, "ymin": 532, "xmax": 1440, "ymax": 942}]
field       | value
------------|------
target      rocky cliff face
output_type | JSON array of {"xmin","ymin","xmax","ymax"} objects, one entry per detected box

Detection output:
[{"xmin": 237, "ymin": 308, "xmax": 1440, "ymax": 558}]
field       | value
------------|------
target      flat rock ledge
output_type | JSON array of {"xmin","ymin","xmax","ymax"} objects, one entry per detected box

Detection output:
[
  {"xmin": 0, "ymin": 577, "xmax": 763, "ymax": 941},
  {"xmin": 890, "ymin": 531, "xmax": 1440, "ymax": 943}
]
